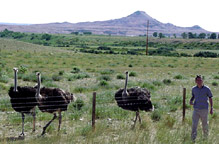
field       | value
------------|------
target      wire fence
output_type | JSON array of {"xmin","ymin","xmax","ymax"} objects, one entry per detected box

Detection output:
[{"xmin": 0, "ymin": 88, "xmax": 187, "ymax": 136}]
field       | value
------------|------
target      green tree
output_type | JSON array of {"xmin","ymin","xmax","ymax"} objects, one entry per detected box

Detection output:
[
  {"xmin": 41, "ymin": 34, "xmax": 52, "ymax": 41},
  {"xmin": 153, "ymin": 32, "xmax": 158, "ymax": 37},
  {"xmin": 188, "ymin": 32, "xmax": 194, "ymax": 39},
  {"xmin": 173, "ymin": 34, "xmax": 176, "ymax": 38},
  {"xmin": 210, "ymin": 33, "xmax": 217, "ymax": 39},
  {"xmin": 83, "ymin": 32, "xmax": 92, "ymax": 35},
  {"xmin": 181, "ymin": 32, "xmax": 187, "ymax": 39},
  {"xmin": 159, "ymin": 33, "xmax": 163, "ymax": 39},
  {"xmin": 198, "ymin": 33, "xmax": 206, "ymax": 39}
]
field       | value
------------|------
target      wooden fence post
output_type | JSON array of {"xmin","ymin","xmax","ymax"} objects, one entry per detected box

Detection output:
[
  {"xmin": 182, "ymin": 88, "xmax": 186, "ymax": 122},
  {"xmin": 92, "ymin": 92, "xmax": 96, "ymax": 130}
]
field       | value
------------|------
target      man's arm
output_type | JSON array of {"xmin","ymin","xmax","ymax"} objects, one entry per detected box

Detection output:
[
  {"xmin": 209, "ymin": 97, "xmax": 213, "ymax": 115},
  {"xmin": 190, "ymin": 90, "xmax": 195, "ymax": 105}
]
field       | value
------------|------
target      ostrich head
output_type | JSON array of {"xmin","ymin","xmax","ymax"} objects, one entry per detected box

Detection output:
[
  {"xmin": 65, "ymin": 92, "xmax": 75, "ymax": 103},
  {"xmin": 13, "ymin": 67, "xmax": 18, "ymax": 92}
]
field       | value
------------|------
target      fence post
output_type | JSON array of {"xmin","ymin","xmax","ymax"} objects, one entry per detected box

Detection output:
[
  {"xmin": 182, "ymin": 88, "xmax": 186, "ymax": 122},
  {"xmin": 92, "ymin": 92, "xmax": 96, "ymax": 130}
]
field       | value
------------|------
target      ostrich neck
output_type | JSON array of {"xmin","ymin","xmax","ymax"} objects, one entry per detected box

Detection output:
[
  {"xmin": 36, "ymin": 75, "xmax": 41, "ymax": 99},
  {"xmin": 124, "ymin": 73, "xmax": 128, "ymax": 92},
  {"xmin": 14, "ymin": 71, "xmax": 18, "ymax": 92}
]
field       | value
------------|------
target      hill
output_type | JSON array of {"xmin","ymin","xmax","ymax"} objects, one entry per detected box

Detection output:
[{"xmin": 0, "ymin": 11, "xmax": 211, "ymax": 36}]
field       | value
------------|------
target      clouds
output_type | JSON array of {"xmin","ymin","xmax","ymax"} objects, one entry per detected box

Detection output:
[{"xmin": 0, "ymin": 0, "xmax": 218, "ymax": 32}]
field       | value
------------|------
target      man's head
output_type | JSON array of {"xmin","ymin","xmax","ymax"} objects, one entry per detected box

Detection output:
[{"xmin": 195, "ymin": 75, "xmax": 203, "ymax": 87}]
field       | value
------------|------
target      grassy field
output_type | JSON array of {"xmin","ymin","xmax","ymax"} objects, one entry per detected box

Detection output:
[{"xmin": 0, "ymin": 37, "xmax": 218, "ymax": 144}]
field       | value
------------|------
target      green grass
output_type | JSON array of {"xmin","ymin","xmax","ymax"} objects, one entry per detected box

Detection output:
[{"xmin": 0, "ymin": 37, "xmax": 219, "ymax": 143}]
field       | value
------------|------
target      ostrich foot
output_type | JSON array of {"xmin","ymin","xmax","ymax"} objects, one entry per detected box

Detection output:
[{"xmin": 19, "ymin": 132, "xmax": 25, "ymax": 137}]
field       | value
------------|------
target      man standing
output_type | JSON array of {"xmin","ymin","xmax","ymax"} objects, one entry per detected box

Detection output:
[{"xmin": 190, "ymin": 75, "xmax": 213, "ymax": 141}]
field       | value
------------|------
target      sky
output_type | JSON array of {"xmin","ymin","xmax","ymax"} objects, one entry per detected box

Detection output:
[{"xmin": 1, "ymin": 0, "xmax": 219, "ymax": 32}]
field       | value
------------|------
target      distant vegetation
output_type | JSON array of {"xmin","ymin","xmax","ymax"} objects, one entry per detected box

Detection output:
[{"xmin": 0, "ymin": 29, "xmax": 219, "ymax": 57}]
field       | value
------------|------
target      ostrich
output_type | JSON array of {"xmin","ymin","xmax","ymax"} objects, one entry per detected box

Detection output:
[
  {"xmin": 35, "ymin": 72, "xmax": 74, "ymax": 135},
  {"xmin": 115, "ymin": 71, "xmax": 153, "ymax": 127},
  {"xmin": 8, "ymin": 68, "xmax": 38, "ymax": 137}
]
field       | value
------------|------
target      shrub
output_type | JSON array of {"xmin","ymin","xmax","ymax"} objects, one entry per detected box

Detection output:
[
  {"xmin": 74, "ymin": 86, "xmax": 87, "ymax": 93},
  {"xmin": 22, "ymin": 73, "xmax": 36, "ymax": 82},
  {"xmin": 97, "ymin": 46, "xmax": 111, "ymax": 50},
  {"xmin": 213, "ymin": 75, "xmax": 219, "ymax": 79},
  {"xmin": 116, "ymin": 74, "xmax": 125, "ymax": 79},
  {"xmin": 71, "ymin": 67, "xmax": 80, "ymax": 73},
  {"xmin": 152, "ymin": 81, "xmax": 162, "ymax": 86},
  {"xmin": 0, "ymin": 75, "xmax": 9, "ymax": 83},
  {"xmin": 163, "ymin": 115, "xmax": 176, "ymax": 128},
  {"xmin": 72, "ymin": 99, "xmax": 85, "ymax": 110},
  {"xmin": 98, "ymin": 75, "xmax": 111, "ymax": 81},
  {"xmin": 59, "ymin": 70, "xmax": 64, "ymax": 76},
  {"xmin": 129, "ymin": 71, "xmax": 137, "ymax": 77},
  {"xmin": 43, "ymin": 81, "xmax": 57, "ymax": 87},
  {"xmin": 128, "ymin": 64, "xmax": 133, "ymax": 67},
  {"xmin": 19, "ymin": 65, "xmax": 28, "ymax": 74},
  {"xmin": 52, "ymin": 74, "xmax": 62, "ymax": 81},
  {"xmin": 98, "ymin": 80, "xmax": 109, "ymax": 87},
  {"xmin": 163, "ymin": 79, "xmax": 172, "ymax": 85},
  {"xmin": 174, "ymin": 74, "xmax": 183, "ymax": 79},
  {"xmin": 141, "ymin": 82, "xmax": 155, "ymax": 91},
  {"xmin": 151, "ymin": 110, "xmax": 162, "ymax": 121},
  {"xmin": 194, "ymin": 51, "xmax": 218, "ymax": 58},
  {"xmin": 212, "ymin": 82, "xmax": 218, "ymax": 86},
  {"xmin": 73, "ymin": 73, "xmax": 90, "ymax": 79},
  {"xmin": 100, "ymin": 69, "xmax": 115, "ymax": 75}
]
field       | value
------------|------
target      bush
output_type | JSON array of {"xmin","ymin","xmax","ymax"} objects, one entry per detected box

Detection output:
[
  {"xmin": 98, "ymin": 80, "xmax": 109, "ymax": 87},
  {"xmin": 59, "ymin": 70, "xmax": 64, "ymax": 76},
  {"xmin": 22, "ymin": 73, "xmax": 36, "ymax": 82},
  {"xmin": 116, "ymin": 74, "xmax": 125, "ymax": 79},
  {"xmin": 98, "ymin": 75, "xmax": 111, "ymax": 81},
  {"xmin": 141, "ymin": 82, "xmax": 155, "ymax": 91},
  {"xmin": 152, "ymin": 80, "xmax": 162, "ymax": 86},
  {"xmin": 52, "ymin": 74, "xmax": 62, "ymax": 81},
  {"xmin": 194, "ymin": 51, "xmax": 218, "ymax": 58},
  {"xmin": 71, "ymin": 67, "xmax": 80, "ymax": 73},
  {"xmin": 72, "ymin": 99, "xmax": 85, "ymax": 110},
  {"xmin": 0, "ymin": 75, "xmax": 9, "ymax": 83},
  {"xmin": 97, "ymin": 46, "xmax": 111, "ymax": 50},
  {"xmin": 43, "ymin": 81, "xmax": 57, "ymax": 87},
  {"xmin": 174, "ymin": 74, "xmax": 183, "ymax": 79},
  {"xmin": 213, "ymin": 75, "xmax": 219, "ymax": 79},
  {"xmin": 163, "ymin": 79, "xmax": 172, "ymax": 85},
  {"xmin": 100, "ymin": 69, "xmax": 115, "ymax": 75},
  {"xmin": 151, "ymin": 110, "xmax": 162, "ymax": 121},
  {"xmin": 128, "ymin": 64, "xmax": 133, "ymax": 67},
  {"xmin": 212, "ymin": 82, "xmax": 218, "ymax": 86},
  {"xmin": 19, "ymin": 65, "xmax": 28, "ymax": 74},
  {"xmin": 73, "ymin": 73, "xmax": 90, "ymax": 79},
  {"xmin": 129, "ymin": 71, "xmax": 137, "ymax": 77},
  {"xmin": 74, "ymin": 86, "xmax": 87, "ymax": 93}
]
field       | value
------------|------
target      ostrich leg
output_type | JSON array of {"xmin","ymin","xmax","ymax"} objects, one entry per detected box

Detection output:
[
  {"xmin": 32, "ymin": 107, "xmax": 36, "ymax": 132},
  {"xmin": 132, "ymin": 111, "xmax": 139, "ymax": 128},
  {"xmin": 58, "ymin": 109, "xmax": 62, "ymax": 131},
  {"xmin": 41, "ymin": 113, "xmax": 57, "ymax": 136},
  {"xmin": 138, "ymin": 111, "xmax": 141, "ymax": 124},
  {"xmin": 19, "ymin": 113, "xmax": 25, "ymax": 137}
]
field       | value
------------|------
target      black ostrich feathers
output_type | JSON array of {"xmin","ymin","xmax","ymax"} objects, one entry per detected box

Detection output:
[
  {"xmin": 8, "ymin": 86, "xmax": 37, "ymax": 113},
  {"xmin": 38, "ymin": 87, "xmax": 73, "ymax": 113},
  {"xmin": 115, "ymin": 87, "xmax": 153, "ymax": 112}
]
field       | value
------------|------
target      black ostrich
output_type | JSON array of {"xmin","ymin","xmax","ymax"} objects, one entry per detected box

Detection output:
[
  {"xmin": 8, "ymin": 68, "xmax": 38, "ymax": 136},
  {"xmin": 115, "ymin": 71, "xmax": 153, "ymax": 127},
  {"xmin": 35, "ymin": 72, "xmax": 74, "ymax": 135}
]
